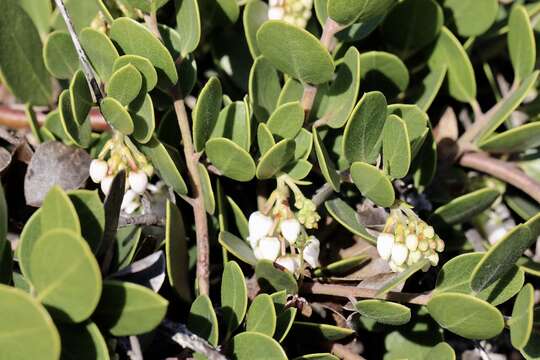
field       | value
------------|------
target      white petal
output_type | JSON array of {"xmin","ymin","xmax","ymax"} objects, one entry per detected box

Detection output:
[
  {"xmin": 303, "ymin": 236, "xmax": 320, "ymax": 268},
  {"xmin": 254, "ymin": 237, "xmax": 281, "ymax": 261},
  {"xmin": 423, "ymin": 226, "xmax": 435, "ymax": 238},
  {"xmin": 124, "ymin": 201, "xmax": 140, "ymax": 214},
  {"xmin": 268, "ymin": 7, "xmax": 285, "ymax": 20},
  {"xmin": 100, "ymin": 175, "xmax": 114, "ymax": 196},
  {"xmin": 121, "ymin": 189, "xmax": 138, "ymax": 210},
  {"xmin": 377, "ymin": 233, "xmax": 394, "ymax": 260},
  {"xmin": 391, "ymin": 243, "xmax": 408, "ymax": 266},
  {"xmin": 128, "ymin": 170, "xmax": 148, "ymax": 194},
  {"xmin": 276, "ymin": 255, "xmax": 300, "ymax": 273},
  {"xmin": 280, "ymin": 218, "xmax": 301, "ymax": 244},
  {"xmin": 427, "ymin": 252, "xmax": 439, "ymax": 266},
  {"xmin": 248, "ymin": 211, "xmax": 273, "ymax": 243},
  {"xmin": 89, "ymin": 159, "xmax": 108, "ymax": 183},
  {"xmin": 405, "ymin": 234, "xmax": 418, "ymax": 251}
]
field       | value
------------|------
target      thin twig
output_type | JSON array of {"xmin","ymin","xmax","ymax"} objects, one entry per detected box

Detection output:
[
  {"xmin": 119, "ymin": 213, "xmax": 165, "ymax": 227},
  {"xmin": 301, "ymin": 282, "xmax": 432, "ymax": 305},
  {"xmin": 459, "ymin": 152, "xmax": 540, "ymax": 204},
  {"xmin": 162, "ymin": 320, "xmax": 228, "ymax": 360},
  {"xmin": 172, "ymin": 94, "xmax": 210, "ymax": 295},
  {"xmin": 311, "ymin": 182, "xmax": 335, "ymax": 208}
]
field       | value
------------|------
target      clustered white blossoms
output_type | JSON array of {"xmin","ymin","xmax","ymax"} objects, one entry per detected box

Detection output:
[
  {"xmin": 246, "ymin": 174, "xmax": 321, "ymax": 276},
  {"xmin": 89, "ymin": 133, "xmax": 154, "ymax": 214},
  {"xmin": 268, "ymin": 0, "xmax": 313, "ymax": 28},
  {"xmin": 377, "ymin": 205, "xmax": 445, "ymax": 273}
]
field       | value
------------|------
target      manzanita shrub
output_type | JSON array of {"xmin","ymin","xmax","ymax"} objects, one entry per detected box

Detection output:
[{"xmin": 1, "ymin": 0, "xmax": 540, "ymax": 358}]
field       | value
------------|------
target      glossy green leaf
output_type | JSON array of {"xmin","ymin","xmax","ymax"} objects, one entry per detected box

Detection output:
[
  {"xmin": 93, "ymin": 280, "xmax": 168, "ymax": 336},
  {"xmin": 68, "ymin": 190, "xmax": 104, "ymax": 252},
  {"xmin": 231, "ymin": 332, "xmax": 287, "ymax": 360},
  {"xmin": 382, "ymin": 0, "xmax": 443, "ymax": 56},
  {"xmin": 428, "ymin": 27, "xmax": 476, "ymax": 103},
  {"xmin": 350, "ymin": 162, "xmax": 395, "ymax": 207},
  {"xmin": 324, "ymin": 198, "xmax": 376, "ymax": 243},
  {"xmin": 477, "ymin": 71, "xmax": 539, "ymax": 141},
  {"xmin": 509, "ymin": 5, "xmax": 535, "ymax": 82},
  {"xmin": 107, "ymin": 65, "xmax": 143, "ymax": 106},
  {"xmin": 510, "ymin": 284, "xmax": 535, "ymax": 349},
  {"xmin": 219, "ymin": 231, "xmax": 257, "ymax": 265},
  {"xmin": 355, "ymin": 300, "xmax": 411, "ymax": 325},
  {"xmin": 256, "ymin": 259, "xmax": 298, "ymax": 294},
  {"xmin": 57, "ymin": 322, "xmax": 109, "ymax": 360},
  {"xmin": 80, "ymin": 27, "xmax": 119, "ymax": 82},
  {"xmin": 100, "ymin": 97, "xmax": 134, "ymax": 135},
  {"xmin": 267, "ymin": 102, "xmax": 304, "ymax": 139},
  {"xmin": 256, "ymin": 139, "xmax": 295, "ymax": 179},
  {"xmin": 193, "ymin": 77, "xmax": 222, "ymax": 151},
  {"xmin": 211, "ymin": 101, "xmax": 251, "ymax": 151},
  {"xmin": 432, "ymin": 188, "xmax": 500, "ymax": 225},
  {"xmin": 198, "ymin": 163, "xmax": 215, "ymax": 214},
  {"xmin": 471, "ymin": 224, "xmax": 532, "ymax": 292},
  {"xmin": 257, "ymin": 21, "xmax": 334, "ymax": 84},
  {"xmin": 110, "ymin": 17, "xmax": 178, "ymax": 87},
  {"xmin": 31, "ymin": 229, "xmax": 102, "ymax": 323},
  {"xmin": 435, "ymin": 253, "xmax": 524, "ymax": 306},
  {"xmin": 59, "ymin": 90, "xmax": 92, "ymax": 147},
  {"xmin": 165, "ymin": 201, "xmax": 191, "ymax": 302},
  {"xmin": 327, "ymin": 0, "xmax": 397, "ymax": 27},
  {"xmin": 274, "ymin": 307, "xmax": 297, "ymax": 342},
  {"xmin": 292, "ymin": 321, "xmax": 354, "ymax": 341},
  {"xmin": 113, "ymin": 55, "xmax": 158, "ymax": 92},
  {"xmin": 206, "ymin": 138, "xmax": 256, "ymax": 181},
  {"xmin": 129, "ymin": 93, "xmax": 156, "ymax": 144},
  {"xmin": 359, "ymin": 52, "xmax": 409, "ymax": 98},
  {"xmin": 188, "ymin": 294, "xmax": 219, "ymax": 345},
  {"xmin": 43, "ymin": 31, "xmax": 79, "ymax": 79},
  {"xmin": 249, "ymin": 56, "xmax": 281, "ymax": 122},
  {"xmin": 313, "ymin": 128, "xmax": 340, "ymax": 191},
  {"xmin": 247, "ymin": 294, "xmax": 277, "ymax": 336},
  {"xmin": 427, "ymin": 293, "xmax": 504, "ymax": 339},
  {"xmin": 480, "ymin": 122, "xmax": 540, "ymax": 153},
  {"xmin": 138, "ymin": 136, "xmax": 188, "ymax": 195},
  {"xmin": 221, "ymin": 261, "xmax": 248, "ymax": 336},
  {"xmin": 343, "ymin": 91, "xmax": 387, "ymax": 164},
  {"xmin": 0, "ymin": 0, "xmax": 51, "ymax": 105},
  {"xmin": 174, "ymin": 0, "xmax": 201, "ymax": 57},
  {"xmin": 383, "ymin": 115, "xmax": 410, "ymax": 179},
  {"xmin": 243, "ymin": 0, "xmax": 268, "ymax": 58},
  {"xmin": 70, "ymin": 70, "xmax": 93, "ymax": 125},
  {"xmin": 313, "ymin": 47, "xmax": 360, "ymax": 128},
  {"xmin": 0, "ymin": 284, "xmax": 60, "ymax": 360},
  {"xmin": 442, "ymin": 0, "xmax": 498, "ymax": 37}
]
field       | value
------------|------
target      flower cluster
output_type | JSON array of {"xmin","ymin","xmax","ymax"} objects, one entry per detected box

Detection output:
[
  {"xmin": 268, "ymin": 0, "xmax": 313, "ymax": 28},
  {"xmin": 246, "ymin": 174, "xmax": 321, "ymax": 276},
  {"xmin": 377, "ymin": 206, "xmax": 445, "ymax": 273},
  {"xmin": 89, "ymin": 133, "xmax": 153, "ymax": 214}
]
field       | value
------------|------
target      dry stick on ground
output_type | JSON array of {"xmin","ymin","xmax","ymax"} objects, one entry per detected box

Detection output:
[
  {"xmin": 162, "ymin": 320, "xmax": 228, "ymax": 360},
  {"xmin": 301, "ymin": 282, "xmax": 433, "ymax": 305}
]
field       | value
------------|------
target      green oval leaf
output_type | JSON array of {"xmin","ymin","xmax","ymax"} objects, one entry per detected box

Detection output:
[
  {"xmin": 435, "ymin": 252, "xmax": 524, "ymax": 306},
  {"xmin": 471, "ymin": 224, "xmax": 532, "ymax": 292},
  {"xmin": 17, "ymin": 209, "xmax": 42, "ymax": 279},
  {"xmin": 100, "ymin": 97, "xmax": 134, "ymax": 135},
  {"xmin": 509, "ymin": 4, "xmax": 535, "ymax": 83},
  {"xmin": 256, "ymin": 21, "xmax": 334, "ymax": 84},
  {"xmin": 324, "ymin": 198, "xmax": 376, "ymax": 243},
  {"xmin": 328, "ymin": 0, "xmax": 397, "ymax": 27},
  {"xmin": 30, "ymin": 229, "xmax": 102, "ymax": 323},
  {"xmin": 231, "ymin": 332, "xmax": 287, "ymax": 360},
  {"xmin": 249, "ymin": 56, "xmax": 281, "ymax": 122},
  {"xmin": 174, "ymin": 0, "xmax": 201, "ymax": 57},
  {"xmin": 274, "ymin": 307, "xmax": 296, "ymax": 342},
  {"xmin": 510, "ymin": 283, "xmax": 535, "ymax": 349},
  {"xmin": 256, "ymin": 139, "xmax": 296, "ymax": 179},
  {"xmin": 256, "ymin": 259, "xmax": 298, "ymax": 294},
  {"xmin": 129, "ymin": 93, "xmax": 156, "ymax": 144},
  {"xmin": 258, "ymin": 123, "xmax": 276, "ymax": 155},
  {"xmin": 313, "ymin": 128, "xmax": 340, "ymax": 191},
  {"xmin": 113, "ymin": 55, "xmax": 158, "ymax": 91},
  {"xmin": 267, "ymin": 102, "xmax": 304, "ymax": 139},
  {"xmin": 68, "ymin": 190, "xmax": 105, "ymax": 252},
  {"xmin": 359, "ymin": 51, "xmax": 409, "ymax": 99},
  {"xmin": 425, "ymin": 342, "xmax": 456, "ymax": 360},
  {"xmin": 165, "ymin": 201, "xmax": 191, "ymax": 302},
  {"xmin": 188, "ymin": 294, "xmax": 219, "ymax": 345},
  {"xmin": 193, "ymin": 77, "xmax": 222, "ymax": 151},
  {"xmin": 442, "ymin": 0, "xmax": 498, "ymax": 37},
  {"xmin": 43, "ymin": 31, "xmax": 79, "ymax": 79},
  {"xmin": 243, "ymin": 0, "xmax": 268, "ymax": 58},
  {"xmin": 291, "ymin": 321, "xmax": 354, "ymax": 341},
  {"xmin": 432, "ymin": 188, "xmax": 500, "ymax": 225},
  {"xmin": 40, "ymin": 185, "xmax": 80, "ymax": 235},
  {"xmin": 206, "ymin": 138, "xmax": 256, "ymax": 181},
  {"xmin": 211, "ymin": 101, "xmax": 251, "ymax": 151},
  {"xmin": 0, "ymin": 0, "xmax": 51, "ymax": 105},
  {"xmin": 247, "ymin": 294, "xmax": 277, "ymax": 336},
  {"xmin": 427, "ymin": 293, "xmax": 504, "ymax": 339},
  {"xmin": 59, "ymin": 90, "xmax": 92, "ymax": 147},
  {"xmin": 57, "ymin": 321, "xmax": 109, "ymax": 360},
  {"xmin": 0, "ymin": 284, "xmax": 60, "ymax": 360},
  {"xmin": 354, "ymin": 300, "xmax": 411, "ymax": 325},
  {"xmin": 350, "ymin": 162, "xmax": 395, "ymax": 207},
  {"xmin": 80, "ymin": 27, "xmax": 119, "ymax": 82},
  {"xmin": 219, "ymin": 231, "xmax": 257, "ymax": 265},
  {"xmin": 313, "ymin": 255, "xmax": 369, "ymax": 277},
  {"xmin": 480, "ymin": 122, "xmax": 540, "ymax": 154},
  {"xmin": 221, "ymin": 261, "xmax": 248, "ymax": 337},
  {"xmin": 383, "ymin": 114, "xmax": 410, "ymax": 179},
  {"xmin": 107, "ymin": 64, "xmax": 143, "ymax": 106},
  {"xmin": 93, "ymin": 280, "xmax": 168, "ymax": 336},
  {"xmin": 343, "ymin": 91, "xmax": 387, "ymax": 164},
  {"xmin": 70, "ymin": 70, "xmax": 93, "ymax": 125}
]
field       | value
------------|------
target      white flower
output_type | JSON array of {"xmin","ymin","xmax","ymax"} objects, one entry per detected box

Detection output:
[
  {"xmin": 377, "ymin": 233, "xmax": 394, "ymax": 260},
  {"xmin": 303, "ymin": 236, "xmax": 320, "ymax": 268},
  {"xmin": 121, "ymin": 189, "xmax": 140, "ymax": 214},
  {"xmin": 254, "ymin": 237, "xmax": 281, "ymax": 261},
  {"xmin": 89, "ymin": 159, "xmax": 108, "ymax": 183},
  {"xmin": 276, "ymin": 255, "xmax": 300, "ymax": 273},
  {"xmin": 405, "ymin": 234, "xmax": 418, "ymax": 251},
  {"xmin": 128, "ymin": 170, "xmax": 148, "ymax": 194},
  {"xmin": 280, "ymin": 218, "xmax": 301, "ymax": 245},
  {"xmin": 101, "ymin": 175, "xmax": 114, "ymax": 196},
  {"xmin": 268, "ymin": 6, "xmax": 285, "ymax": 20},
  {"xmin": 423, "ymin": 226, "xmax": 435, "ymax": 239},
  {"xmin": 427, "ymin": 252, "xmax": 439, "ymax": 266},
  {"xmin": 391, "ymin": 243, "xmax": 408, "ymax": 266},
  {"xmin": 247, "ymin": 211, "xmax": 274, "ymax": 248}
]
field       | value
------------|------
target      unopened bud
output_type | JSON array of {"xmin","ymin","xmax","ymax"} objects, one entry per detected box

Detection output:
[
  {"xmin": 276, "ymin": 255, "xmax": 300, "ymax": 273},
  {"xmin": 405, "ymin": 234, "xmax": 418, "ymax": 251},
  {"xmin": 427, "ymin": 252, "xmax": 439, "ymax": 266},
  {"xmin": 128, "ymin": 170, "xmax": 148, "ymax": 194},
  {"xmin": 303, "ymin": 236, "xmax": 320, "ymax": 268},
  {"xmin": 280, "ymin": 218, "xmax": 301, "ymax": 245},
  {"xmin": 377, "ymin": 233, "xmax": 394, "ymax": 260},
  {"xmin": 391, "ymin": 243, "xmax": 408, "ymax": 266},
  {"xmin": 423, "ymin": 226, "xmax": 435, "ymax": 239},
  {"xmin": 101, "ymin": 175, "xmax": 114, "ymax": 196},
  {"xmin": 89, "ymin": 159, "xmax": 108, "ymax": 183},
  {"xmin": 254, "ymin": 237, "xmax": 281, "ymax": 261},
  {"xmin": 268, "ymin": 7, "xmax": 285, "ymax": 20},
  {"xmin": 436, "ymin": 238, "xmax": 445, "ymax": 252},
  {"xmin": 418, "ymin": 240, "xmax": 429, "ymax": 252}
]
